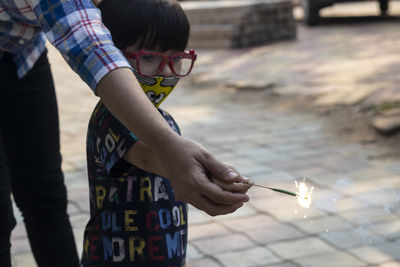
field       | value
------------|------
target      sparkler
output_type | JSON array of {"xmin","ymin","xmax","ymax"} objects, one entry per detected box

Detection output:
[
  {"xmin": 252, "ymin": 183, "xmax": 298, "ymax": 197},
  {"xmin": 253, "ymin": 178, "xmax": 314, "ymax": 208},
  {"xmin": 210, "ymin": 176, "xmax": 313, "ymax": 208}
]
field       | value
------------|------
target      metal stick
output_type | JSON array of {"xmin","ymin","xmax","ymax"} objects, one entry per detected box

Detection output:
[{"xmin": 253, "ymin": 183, "xmax": 298, "ymax": 198}]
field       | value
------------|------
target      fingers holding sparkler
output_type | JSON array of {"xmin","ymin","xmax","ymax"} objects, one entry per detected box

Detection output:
[
  {"xmin": 210, "ymin": 176, "xmax": 253, "ymax": 193},
  {"xmin": 210, "ymin": 169, "xmax": 314, "ymax": 209},
  {"xmin": 208, "ymin": 164, "xmax": 254, "ymax": 194}
]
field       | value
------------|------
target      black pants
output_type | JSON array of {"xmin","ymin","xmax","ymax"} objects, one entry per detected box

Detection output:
[{"xmin": 0, "ymin": 51, "xmax": 80, "ymax": 267}]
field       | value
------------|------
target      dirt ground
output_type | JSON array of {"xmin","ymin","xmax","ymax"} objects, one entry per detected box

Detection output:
[
  {"xmin": 261, "ymin": 90, "xmax": 400, "ymax": 160},
  {"xmin": 321, "ymin": 103, "xmax": 400, "ymax": 158}
]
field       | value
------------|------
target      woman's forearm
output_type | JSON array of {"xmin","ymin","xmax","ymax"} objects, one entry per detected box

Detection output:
[
  {"xmin": 96, "ymin": 67, "xmax": 178, "ymax": 148},
  {"xmin": 123, "ymin": 141, "xmax": 165, "ymax": 177}
]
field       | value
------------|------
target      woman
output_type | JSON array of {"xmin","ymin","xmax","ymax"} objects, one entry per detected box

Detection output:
[{"xmin": 0, "ymin": 0, "xmax": 249, "ymax": 266}]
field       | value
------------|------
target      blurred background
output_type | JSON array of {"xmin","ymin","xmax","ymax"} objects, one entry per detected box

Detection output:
[{"xmin": 10, "ymin": 0, "xmax": 400, "ymax": 266}]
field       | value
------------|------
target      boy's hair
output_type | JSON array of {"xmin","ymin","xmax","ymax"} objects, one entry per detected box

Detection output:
[{"xmin": 98, "ymin": 0, "xmax": 190, "ymax": 52}]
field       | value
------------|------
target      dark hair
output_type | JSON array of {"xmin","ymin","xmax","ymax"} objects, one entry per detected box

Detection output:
[{"xmin": 98, "ymin": 0, "xmax": 190, "ymax": 52}]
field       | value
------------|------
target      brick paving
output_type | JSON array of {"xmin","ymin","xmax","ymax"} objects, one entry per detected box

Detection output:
[{"xmin": 9, "ymin": 2, "xmax": 400, "ymax": 266}]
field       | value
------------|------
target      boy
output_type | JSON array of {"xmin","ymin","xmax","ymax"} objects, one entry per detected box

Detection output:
[{"xmin": 81, "ymin": 0, "xmax": 252, "ymax": 266}]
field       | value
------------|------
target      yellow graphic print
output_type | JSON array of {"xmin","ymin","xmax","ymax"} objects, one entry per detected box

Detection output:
[{"xmin": 139, "ymin": 77, "xmax": 174, "ymax": 108}]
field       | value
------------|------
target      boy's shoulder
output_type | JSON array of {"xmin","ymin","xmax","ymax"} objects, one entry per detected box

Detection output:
[
  {"xmin": 158, "ymin": 108, "xmax": 181, "ymax": 135},
  {"xmin": 158, "ymin": 108, "xmax": 172, "ymax": 119},
  {"xmin": 88, "ymin": 100, "xmax": 128, "ymax": 135}
]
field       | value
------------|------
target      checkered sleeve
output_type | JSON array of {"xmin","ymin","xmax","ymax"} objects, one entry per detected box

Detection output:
[{"xmin": 27, "ymin": 0, "xmax": 131, "ymax": 93}]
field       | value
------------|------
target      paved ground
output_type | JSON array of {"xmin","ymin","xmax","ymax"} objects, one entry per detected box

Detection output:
[{"xmin": 9, "ymin": 2, "xmax": 400, "ymax": 266}]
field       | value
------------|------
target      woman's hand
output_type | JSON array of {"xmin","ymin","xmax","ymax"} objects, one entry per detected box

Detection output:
[
  {"xmin": 123, "ymin": 139, "xmax": 252, "ymax": 216},
  {"xmin": 154, "ymin": 138, "xmax": 250, "ymax": 216},
  {"xmin": 210, "ymin": 168, "xmax": 253, "ymax": 194}
]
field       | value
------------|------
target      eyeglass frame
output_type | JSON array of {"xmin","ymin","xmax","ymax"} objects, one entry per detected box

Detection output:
[{"xmin": 123, "ymin": 49, "xmax": 197, "ymax": 77}]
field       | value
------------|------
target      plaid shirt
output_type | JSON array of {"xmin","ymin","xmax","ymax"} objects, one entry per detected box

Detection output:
[{"xmin": 0, "ymin": 0, "xmax": 131, "ymax": 92}]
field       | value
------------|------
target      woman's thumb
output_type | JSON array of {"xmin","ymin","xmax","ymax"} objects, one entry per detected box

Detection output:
[{"xmin": 204, "ymin": 154, "xmax": 240, "ymax": 183}]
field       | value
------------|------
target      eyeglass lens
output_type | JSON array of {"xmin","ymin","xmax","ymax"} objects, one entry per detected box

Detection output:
[{"xmin": 138, "ymin": 54, "xmax": 192, "ymax": 76}]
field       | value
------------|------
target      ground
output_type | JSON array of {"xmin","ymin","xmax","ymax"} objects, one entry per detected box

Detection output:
[
  {"xmin": 9, "ymin": 1, "xmax": 400, "ymax": 266},
  {"xmin": 319, "ymin": 102, "xmax": 400, "ymax": 158},
  {"xmin": 254, "ymin": 90, "xmax": 400, "ymax": 159}
]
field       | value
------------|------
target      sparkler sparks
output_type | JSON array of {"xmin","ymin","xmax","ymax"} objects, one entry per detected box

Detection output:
[{"xmin": 295, "ymin": 179, "xmax": 314, "ymax": 208}]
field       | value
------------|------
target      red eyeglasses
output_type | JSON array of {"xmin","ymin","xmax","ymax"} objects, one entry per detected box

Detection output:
[{"xmin": 123, "ymin": 49, "xmax": 197, "ymax": 77}]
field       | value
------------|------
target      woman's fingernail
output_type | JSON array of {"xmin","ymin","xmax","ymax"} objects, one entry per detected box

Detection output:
[{"xmin": 227, "ymin": 172, "xmax": 238, "ymax": 179}]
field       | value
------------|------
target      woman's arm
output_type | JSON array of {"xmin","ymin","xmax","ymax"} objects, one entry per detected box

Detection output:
[
  {"xmin": 29, "ymin": 0, "xmax": 250, "ymax": 216},
  {"xmin": 123, "ymin": 140, "xmax": 164, "ymax": 176},
  {"xmin": 97, "ymin": 68, "xmax": 250, "ymax": 216}
]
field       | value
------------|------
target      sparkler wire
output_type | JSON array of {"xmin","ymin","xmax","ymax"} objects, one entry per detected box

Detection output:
[{"xmin": 253, "ymin": 183, "xmax": 298, "ymax": 197}]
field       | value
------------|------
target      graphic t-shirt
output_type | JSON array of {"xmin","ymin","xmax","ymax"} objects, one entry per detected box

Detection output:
[{"xmin": 81, "ymin": 101, "xmax": 188, "ymax": 267}]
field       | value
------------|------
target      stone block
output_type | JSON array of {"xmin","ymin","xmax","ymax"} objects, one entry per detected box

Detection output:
[
  {"xmin": 292, "ymin": 216, "xmax": 352, "ymax": 235},
  {"xmin": 372, "ymin": 220, "xmax": 400, "ymax": 240},
  {"xmin": 10, "ymin": 223, "xmax": 27, "ymax": 241},
  {"xmin": 190, "ymin": 24, "xmax": 237, "ymax": 38},
  {"xmin": 10, "ymin": 238, "xmax": 31, "ymax": 256},
  {"xmin": 268, "ymin": 237, "xmax": 337, "ymax": 259},
  {"xmin": 12, "ymin": 253, "xmax": 37, "ymax": 267},
  {"xmin": 219, "ymin": 213, "xmax": 304, "ymax": 244},
  {"xmin": 293, "ymin": 251, "xmax": 365, "ymax": 267},
  {"xmin": 192, "ymin": 233, "xmax": 255, "ymax": 255},
  {"xmin": 68, "ymin": 188, "xmax": 91, "ymax": 213},
  {"xmin": 188, "ymin": 257, "xmax": 221, "ymax": 267},
  {"xmin": 267, "ymin": 262, "xmax": 298, "ymax": 267},
  {"xmin": 215, "ymin": 246, "xmax": 280, "ymax": 266},
  {"xmin": 355, "ymin": 189, "xmax": 400, "ymax": 210},
  {"xmin": 349, "ymin": 243, "xmax": 400, "ymax": 264},
  {"xmin": 188, "ymin": 222, "xmax": 231, "ymax": 240},
  {"xmin": 380, "ymin": 261, "xmax": 400, "ymax": 267},
  {"xmin": 340, "ymin": 208, "xmax": 400, "ymax": 226},
  {"xmin": 220, "ymin": 214, "xmax": 280, "ymax": 231},
  {"xmin": 187, "ymin": 205, "xmax": 214, "ymax": 225},
  {"xmin": 315, "ymin": 196, "xmax": 367, "ymax": 214},
  {"xmin": 249, "ymin": 195, "xmax": 327, "ymax": 222},
  {"xmin": 182, "ymin": 0, "xmax": 296, "ymax": 49},
  {"xmin": 371, "ymin": 113, "xmax": 400, "ymax": 135},
  {"xmin": 186, "ymin": 243, "xmax": 204, "ymax": 260},
  {"xmin": 245, "ymin": 224, "xmax": 304, "ymax": 244},
  {"xmin": 319, "ymin": 229, "xmax": 385, "ymax": 250},
  {"xmin": 213, "ymin": 203, "xmax": 258, "ymax": 221}
]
